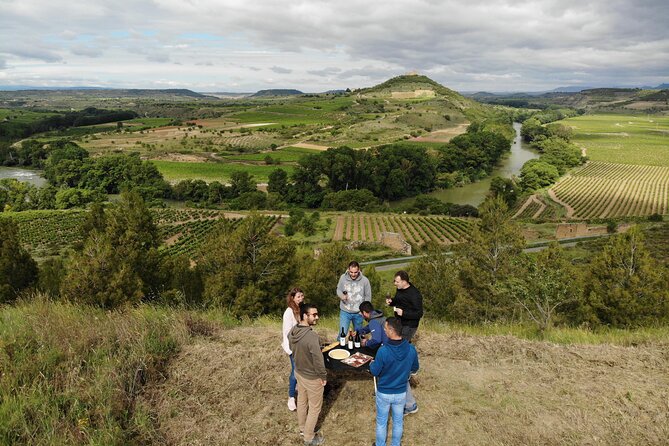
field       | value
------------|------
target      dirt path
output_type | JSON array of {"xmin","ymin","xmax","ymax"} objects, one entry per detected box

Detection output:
[
  {"xmin": 138, "ymin": 326, "xmax": 669, "ymax": 446},
  {"xmin": 548, "ymin": 188, "xmax": 576, "ymax": 219},
  {"xmin": 333, "ymin": 216, "xmax": 345, "ymax": 241}
]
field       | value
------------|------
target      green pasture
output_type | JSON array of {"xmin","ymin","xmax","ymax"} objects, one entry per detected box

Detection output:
[
  {"xmin": 0, "ymin": 108, "xmax": 57, "ymax": 124},
  {"xmin": 152, "ymin": 160, "xmax": 295, "ymax": 183},
  {"xmin": 219, "ymin": 146, "xmax": 320, "ymax": 162},
  {"xmin": 559, "ymin": 114, "xmax": 669, "ymax": 166}
]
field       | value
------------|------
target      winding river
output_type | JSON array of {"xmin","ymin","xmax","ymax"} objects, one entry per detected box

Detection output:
[
  {"xmin": 425, "ymin": 122, "xmax": 538, "ymax": 206},
  {"xmin": 0, "ymin": 166, "xmax": 47, "ymax": 187}
]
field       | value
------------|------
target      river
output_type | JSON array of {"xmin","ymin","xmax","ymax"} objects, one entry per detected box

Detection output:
[
  {"xmin": 422, "ymin": 122, "xmax": 538, "ymax": 206},
  {"xmin": 0, "ymin": 166, "xmax": 47, "ymax": 187}
]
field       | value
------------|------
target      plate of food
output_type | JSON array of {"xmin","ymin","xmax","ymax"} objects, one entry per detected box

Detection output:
[
  {"xmin": 341, "ymin": 352, "xmax": 373, "ymax": 367},
  {"xmin": 328, "ymin": 349, "xmax": 351, "ymax": 360}
]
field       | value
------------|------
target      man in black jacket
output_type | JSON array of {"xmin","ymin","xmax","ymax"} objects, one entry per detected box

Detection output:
[
  {"xmin": 386, "ymin": 270, "xmax": 423, "ymax": 342},
  {"xmin": 386, "ymin": 270, "xmax": 423, "ymax": 415}
]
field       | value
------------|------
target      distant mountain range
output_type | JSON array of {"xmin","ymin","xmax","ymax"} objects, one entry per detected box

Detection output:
[{"xmin": 248, "ymin": 89, "xmax": 304, "ymax": 97}]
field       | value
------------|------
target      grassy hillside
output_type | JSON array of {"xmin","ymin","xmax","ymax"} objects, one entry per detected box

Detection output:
[
  {"xmin": 3, "ymin": 300, "xmax": 668, "ymax": 445},
  {"xmin": 139, "ymin": 319, "xmax": 669, "ymax": 446}
]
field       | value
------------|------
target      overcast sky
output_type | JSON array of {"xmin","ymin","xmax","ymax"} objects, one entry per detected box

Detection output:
[{"xmin": 1, "ymin": 0, "xmax": 668, "ymax": 92}]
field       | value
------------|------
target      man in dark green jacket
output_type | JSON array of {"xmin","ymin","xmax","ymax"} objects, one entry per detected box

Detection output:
[{"xmin": 288, "ymin": 303, "xmax": 327, "ymax": 446}]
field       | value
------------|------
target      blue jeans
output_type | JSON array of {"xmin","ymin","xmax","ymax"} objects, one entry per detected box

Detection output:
[
  {"xmin": 375, "ymin": 391, "xmax": 406, "ymax": 446},
  {"xmin": 288, "ymin": 354, "xmax": 297, "ymax": 398},
  {"xmin": 339, "ymin": 310, "xmax": 364, "ymax": 334}
]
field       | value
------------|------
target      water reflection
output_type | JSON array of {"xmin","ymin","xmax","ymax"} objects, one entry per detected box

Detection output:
[
  {"xmin": 0, "ymin": 167, "xmax": 47, "ymax": 187},
  {"xmin": 423, "ymin": 122, "xmax": 538, "ymax": 206}
]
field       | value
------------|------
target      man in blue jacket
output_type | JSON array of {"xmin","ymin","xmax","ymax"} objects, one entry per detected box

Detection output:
[
  {"xmin": 369, "ymin": 317, "xmax": 419, "ymax": 446},
  {"xmin": 358, "ymin": 301, "xmax": 388, "ymax": 350}
]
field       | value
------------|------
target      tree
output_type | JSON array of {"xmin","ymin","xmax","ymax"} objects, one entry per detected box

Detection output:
[
  {"xmin": 452, "ymin": 196, "xmax": 525, "ymax": 322},
  {"xmin": 582, "ymin": 227, "xmax": 669, "ymax": 327},
  {"xmin": 409, "ymin": 246, "xmax": 463, "ymax": 320},
  {"xmin": 229, "ymin": 171, "xmax": 256, "ymax": 197},
  {"xmin": 61, "ymin": 190, "xmax": 161, "ymax": 307},
  {"xmin": 519, "ymin": 160, "xmax": 559, "ymax": 191},
  {"xmin": 488, "ymin": 177, "xmax": 519, "ymax": 207},
  {"xmin": 507, "ymin": 243, "xmax": 582, "ymax": 332},
  {"xmin": 199, "ymin": 215, "xmax": 297, "ymax": 316},
  {"xmin": 296, "ymin": 242, "xmax": 349, "ymax": 312},
  {"xmin": 0, "ymin": 218, "xmax": 38, "ymax": 302},
  {"xmin": 268, "ymin": 168, "xmax": 289, "ymax": 196}
]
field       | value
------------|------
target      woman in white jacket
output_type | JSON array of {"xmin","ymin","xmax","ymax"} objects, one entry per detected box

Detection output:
[{"xmin": 282, "ymin": 287, "xmax": 304, "ymax": 411}]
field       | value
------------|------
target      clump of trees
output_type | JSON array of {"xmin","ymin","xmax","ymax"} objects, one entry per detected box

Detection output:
[{"xmin": 410, "ymin": 197, "xmax": 669, "ymax": 330}]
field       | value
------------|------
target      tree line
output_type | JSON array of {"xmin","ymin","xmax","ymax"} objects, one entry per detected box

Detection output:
[{"xmin": 3, "ymin": 193, "xmax": 667, "ymax": 330}]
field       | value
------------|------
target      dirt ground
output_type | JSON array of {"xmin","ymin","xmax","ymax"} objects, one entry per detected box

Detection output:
[
  {"xmin": 137, "ymin": 326, "xmax": 669, "ymax": 446},
  {"xmin": 412, "ymin": 123, "xmax": 469, "ymax": 142}
]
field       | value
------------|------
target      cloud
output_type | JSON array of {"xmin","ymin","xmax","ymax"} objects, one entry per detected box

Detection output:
[
  {"xmin": 307, "ymin": 67, "xmax": 342, "ymax": 77},
  {"xmin": 270, "ymin": 66, "xmax": 292, "ymax": 74},
  {"xmin": 71, "ymin": 45, "xmax": 103, "ymax": 57},
  {"xmin": 0, "ymin": 0, "xmax": 667, "ymax": 91}
]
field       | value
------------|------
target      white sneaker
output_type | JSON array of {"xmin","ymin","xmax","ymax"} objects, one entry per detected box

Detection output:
[{"xmin": 288, "ymin": 397, "xmax": 297, "ymax": 411}]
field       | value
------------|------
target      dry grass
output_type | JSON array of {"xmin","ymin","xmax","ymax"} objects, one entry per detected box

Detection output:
[{"xmin": 138, "ymin": 323, "xmax": 669, "ymax": 446}]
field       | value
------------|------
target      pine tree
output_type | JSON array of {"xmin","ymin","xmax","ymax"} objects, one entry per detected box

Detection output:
[
  {"xmin": 0, "ymin": 218, "xmax": 38, "ymax": 303},
  {"xmin": 583, "ymin": 226, "xmax": 669, "ymax": 327}
]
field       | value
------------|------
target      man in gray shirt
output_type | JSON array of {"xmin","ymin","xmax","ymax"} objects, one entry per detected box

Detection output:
[{"xmin": 336, "ymin": 260, "xmax": 372, "ymax": 334}]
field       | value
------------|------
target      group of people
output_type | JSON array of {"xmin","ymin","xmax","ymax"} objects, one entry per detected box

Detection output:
[{"xmin": 281, "ymin": 261, "xmax": 424, "ymax": 446}]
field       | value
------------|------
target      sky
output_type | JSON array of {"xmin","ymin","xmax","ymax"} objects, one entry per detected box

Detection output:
[{"xmin": 1, "ymin": 0, "xmax": 668, "ymax": 93}]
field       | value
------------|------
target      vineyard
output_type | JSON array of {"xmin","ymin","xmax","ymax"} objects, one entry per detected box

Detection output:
[
  {"xmin": 332, "ymin": 213, "xmax": 473, "ymax": 245},
  {"xmin": 0, "ymin": 210, "xmax": 87, "ymax": 257},
  {"xmin": 2, "ymin": 209, "xmax": 280, "ymax": 258},
  {"xmin": 153, "ymin": 209, "xmax": 280, "ymax": 257},
  {"xmin": 550, "ymin": 162, "xmax": 669, "ymax": 219}
]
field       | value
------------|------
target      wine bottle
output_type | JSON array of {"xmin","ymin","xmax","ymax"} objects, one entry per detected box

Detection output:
[
  {"xmin": 347, "ymin": 330, "xmax": 354, "ymax": 350},
  {"xmin": 354, "ymin": 331, "xmax": 361, "ymax": 349},
  {"xmin": 339, "ymin": 326, "xmax": 346, "ymax": 347}
]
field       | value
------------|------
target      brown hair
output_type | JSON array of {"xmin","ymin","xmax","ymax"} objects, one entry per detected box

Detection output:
[{"xmin": 286, "ymin": 287, "xmax": 303, "ymax": 320}]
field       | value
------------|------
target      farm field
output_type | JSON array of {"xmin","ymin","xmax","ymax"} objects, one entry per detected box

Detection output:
[
  {"xmin": 1, "ymin": 209, "xmax": 281, "ymax": 259},
  {"xmin": 219, "ymin": 146, "xmax": 320, "ymax": 162},
  {"xmin": 558, "ymin": 114, "xmax": 669, "ymax": 166},
  {"xmin": 550, "ymin": 161, "xmax": 669, "ymax": 219},
  {"xmin": 332, "ymin": 213, "xmax": 473, "ymax": 246},
  {"xmin": 152, "ymin": 160, "xmax": 294, "ymax": 183}
]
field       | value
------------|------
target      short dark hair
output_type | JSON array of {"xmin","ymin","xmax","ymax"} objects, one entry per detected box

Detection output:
[
  {"xmin": 299, "ymin": 303, "xmax": 317, "ymax": 321},
  {"xmin": 348, "ymin": 261, "xmax": 360, "ymax": 269},
  {"xmin": 385, "ymin": 317, "xmax": 402, "ymax": 336},
  {"xmin": 394, "ymin": 270, "xmax": 409, "ymax": 282},
  {"xmin": 359, "ymin": 301, "xmax": 373, "ymax": 314}
]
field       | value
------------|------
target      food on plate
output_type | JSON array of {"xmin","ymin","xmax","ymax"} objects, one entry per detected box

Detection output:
[
  {"xmin": 328, "ymin": 349, "xmax": 351, "ymax": 360},
  {"xmin": 341, "ymin": 352, "xmax": 373, "ymax": 367}
]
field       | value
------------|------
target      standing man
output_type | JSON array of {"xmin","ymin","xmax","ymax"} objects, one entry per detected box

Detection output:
[
  {"xmin": 386, "ymin": 270, "xmax": 423, "ymax": 415},
  {"xmin": 370, "ymin": 317, "xmax": 419, "ymax": 446},
  {"xmin": 337, "ymin": 261, "xmax": 372, "ymax": 334},
  {"xmin": 288, "ymin": 303, "xmax": 327, "ymax": 446}
]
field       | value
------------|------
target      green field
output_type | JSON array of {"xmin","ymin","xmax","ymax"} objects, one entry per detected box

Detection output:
[
  {"xmin": 219, "ymin": 146, "xmax": 320, "ymax": 162},
  {"xmin": 152, "ymin": 160, "xmax": 295, "ymax": 182},
  {"xmin": 559, "ymin": 114, "xmax": 669, "ymax": 166}
]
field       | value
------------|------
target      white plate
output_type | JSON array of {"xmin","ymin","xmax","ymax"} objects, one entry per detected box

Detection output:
[{"xmin": 328, "ymin": 349, "xmax": 351, "ymax": 360}]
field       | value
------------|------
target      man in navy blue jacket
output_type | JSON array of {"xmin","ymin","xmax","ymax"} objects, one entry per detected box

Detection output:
[
  {"xmin": 358, "ymin": 301, "xmax": 388, "ymax": 350},
  {"xmin": 369, "ymin": 317, "xmax": 419, "ymax": 446}
]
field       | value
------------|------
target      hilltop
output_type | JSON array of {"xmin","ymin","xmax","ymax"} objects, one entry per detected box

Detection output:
[
  {"xmin": 249, "ymin": 89, "xmax": 304, "ymax": 97},
  {"xmin": 136, "ymin": 323, "xmax": 669, "ymax": 445}
]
